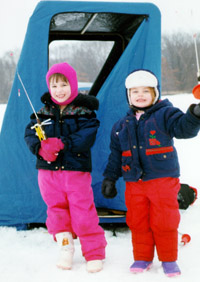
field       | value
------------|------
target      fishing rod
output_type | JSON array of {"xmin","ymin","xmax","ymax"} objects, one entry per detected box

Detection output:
[
  {"xmin": 192, "ymin": 34, "xmax": 200, "ymax": 99},
  {"xmin": 17, "ymin": 71, "xmax": 50, "ymax": 141}
]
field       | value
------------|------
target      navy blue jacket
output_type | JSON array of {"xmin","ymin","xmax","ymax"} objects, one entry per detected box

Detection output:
[
  {"xmin": 103, "ymin": 99, "xmax": 200, "ymax": 182},
  {"xmin": 24, "ymin": 92, "xmax": 99, "ymax": 172}
]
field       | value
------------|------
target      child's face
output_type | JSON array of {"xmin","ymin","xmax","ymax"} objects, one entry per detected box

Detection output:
[
  {"xmin": 129, "ymin": 86, "xmax": 154, "ymax": 108},
  {"xmin": 49, "ymin": 77, "xmax": 71, "ymax": 104}
]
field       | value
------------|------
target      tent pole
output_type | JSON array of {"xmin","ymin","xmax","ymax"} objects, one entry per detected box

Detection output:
[{"xmin": 81, "ymin": 13, "xmax": 98, "ymax": 34}]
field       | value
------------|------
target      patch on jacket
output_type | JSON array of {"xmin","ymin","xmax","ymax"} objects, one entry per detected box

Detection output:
[
  {"xmin": 122, "ymin": 150, "xmax": 132, "ymax": 157},
  {"xmin": 149, "ymin": 130, "xmax": 161, "ymax": 146}
]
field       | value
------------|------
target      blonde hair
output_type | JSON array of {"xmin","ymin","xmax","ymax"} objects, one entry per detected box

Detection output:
[{"xmin": 148, "ymin": 87, "xmax": 156, "ymax": 102}]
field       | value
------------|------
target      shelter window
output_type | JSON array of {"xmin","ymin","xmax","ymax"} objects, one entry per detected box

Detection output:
[
  {"xmin": 49, "ymin": 12, "xmax": 147, "ymax": 96},
  {"xmin": 49, "ymin": 40, "xmax": 114, "ymax": 94}
]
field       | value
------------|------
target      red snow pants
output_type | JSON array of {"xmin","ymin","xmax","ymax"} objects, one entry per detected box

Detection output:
[
  {"xmin": 38, "ymin": 169, "xmax": 107, "ymax": 261},
  {"xmin": 125, "ymin": 177, "xmax": 180, "ymax": 262}
]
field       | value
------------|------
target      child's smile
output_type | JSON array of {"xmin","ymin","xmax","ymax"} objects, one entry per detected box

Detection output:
[
  {"xmin": 50, "ymin": 78, "xmax": 71, "ymax": 104},
  {"xmin": 129, "ymin": 86, "xmax": 154, "ymax": 108}
]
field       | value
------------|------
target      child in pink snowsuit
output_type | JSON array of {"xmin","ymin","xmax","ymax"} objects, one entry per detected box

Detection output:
[
  {"xmin": 101, "ymin": 70, "xmax": 200, "ymax": 277},
  {"xmin": 25, "ymin": 62, "xmax": 107, "ymax": 272}
]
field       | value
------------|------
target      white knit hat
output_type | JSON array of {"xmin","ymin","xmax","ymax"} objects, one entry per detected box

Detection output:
[{"xmin": 125, "ymin": 70, "xmax": 160, "ymax": 105}]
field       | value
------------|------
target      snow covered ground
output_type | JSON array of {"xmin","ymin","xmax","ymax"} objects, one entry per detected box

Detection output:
[{"xmin": 0, "ymin": 93, "xmax": 200, "ymax": 282}]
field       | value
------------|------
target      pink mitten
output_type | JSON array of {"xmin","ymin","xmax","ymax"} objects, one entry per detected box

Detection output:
[
  {"xmin": 41, "ymin": 138, "xmax": 64, "ymax": 153},
  {"xmin": 38, "ymin": 138, "xmax": 64, "ymax": 162},
  {"xmin": 38, "ymin": 149, "xmax": 58, "ymax": 162}
]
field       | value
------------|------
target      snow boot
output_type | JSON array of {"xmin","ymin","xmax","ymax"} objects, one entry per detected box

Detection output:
[
  {"xmin": 55, "ymin": 232, "xmax": 74, "ymax": 270},
  {"xmin": 130, "ymin": 260, "xmax": 152, "ymax": 273},
  {"xmin": 86, "ymin": 260, "xmax": 103, "ymax": 273},
  {"xmin": 162, "ymin": 261, "xmax": 181, "ymax": 277}
]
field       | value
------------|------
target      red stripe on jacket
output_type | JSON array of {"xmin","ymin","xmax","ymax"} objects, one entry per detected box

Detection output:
[
  {"xmin": 122, "ymin": 150, "xmax": 132, "ymax": 157},
  {"xmin": 146, "ymin": 146, "xmax": 174, "ymax": 155}
]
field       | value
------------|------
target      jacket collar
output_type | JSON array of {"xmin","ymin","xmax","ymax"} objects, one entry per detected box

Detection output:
[
  {"xmin": 127, "ymin": 99, "xmax": 172, "ymax": 116},
  {"xmin": 41, "ymin": 92, "xmax": 99, "ymax": 111}
]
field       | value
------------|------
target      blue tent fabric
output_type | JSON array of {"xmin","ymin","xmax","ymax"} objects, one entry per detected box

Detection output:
[
  {"xmin": 92, "ymin": 19, "xmax": 161, "ymax": 212},
  {"xmin": 0, "ymin": 1, "xmax": 161, "ymax": 227}
]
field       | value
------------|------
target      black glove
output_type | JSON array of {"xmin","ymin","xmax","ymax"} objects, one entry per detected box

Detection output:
[
  {"xmin": 101, "ymin": 178, "xmax": 117, "ymax": 199},
  {"xmin": 177, "ymin": 184, "xmax": 197, "ymax": 209},
  {"xmin": 193, "ymin": 103, "xmax": 200, "ymax": 117}
]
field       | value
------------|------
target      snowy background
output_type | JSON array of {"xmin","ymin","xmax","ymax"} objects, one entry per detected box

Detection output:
[
  {"xmin": 0, "ymin": 93, "xmax": 200, "ymax": 281},
  {"xmin": 1, "ymin": 0, "xmax": 200, "ymax": 56}
]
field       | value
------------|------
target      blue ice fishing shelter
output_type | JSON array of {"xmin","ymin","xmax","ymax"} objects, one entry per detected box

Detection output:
[{"xmin": 0, "ymin": 1, "xmax": 161, "ymax": 228}]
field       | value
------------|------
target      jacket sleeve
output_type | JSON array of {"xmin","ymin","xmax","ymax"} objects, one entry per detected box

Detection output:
[
  {"xmin": 24, "ymin": 119, "xmax": 41, "ymax": 156},
  {"xmin": 165, "ymin": 105, "xmax": 200, "ymax": 139},
  {"xmin": 61, "ymin": 114, "xmax": 100, "ymax": 152},
  {"xmin": 103, "ymin": 123, "xmax": 123, "ymax": 181}
]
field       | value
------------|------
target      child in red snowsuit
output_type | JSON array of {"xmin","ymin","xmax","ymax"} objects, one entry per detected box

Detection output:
[
  {"xmin": 101, "ymin": 70, "xmax": 200, "ymax": 277},
  {"xmin": 25, "ymin": 62, "xmax": 106, "ymax": 273}
]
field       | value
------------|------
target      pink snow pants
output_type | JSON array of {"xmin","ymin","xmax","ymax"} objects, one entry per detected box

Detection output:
[
  {"xmin": 38, "ymin": 169, "xmax": 107, "ymax": 261},
  {"xmin": 125, "ymin": 177, "xmax": 180, "ymax": 262}
]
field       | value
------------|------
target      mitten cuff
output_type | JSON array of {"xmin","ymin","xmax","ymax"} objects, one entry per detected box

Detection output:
[{"xmin": 193, "ymin": 104, "xmax": 200, "ymax": 117}]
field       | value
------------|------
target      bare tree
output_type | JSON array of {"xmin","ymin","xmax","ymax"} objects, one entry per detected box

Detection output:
[
  {"xmin": 1, "ymin": 32, "xmax": 200, "ymax": 103},
  {"xmin": 162, "ymin": 32, "xmax": 199, "ymax": 93},
  {"xmin": 49, "ymin": 41, "xmax": 114, "ymax": 82},
  {"xmin": 0, "ymin": 50, "xmax": 19, "ymax": 103}
]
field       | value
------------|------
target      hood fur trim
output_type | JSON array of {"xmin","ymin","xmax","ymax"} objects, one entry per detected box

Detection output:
[{"xmin": 41, "ymin": 92, "xmax": 99, "ymax": 111}]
